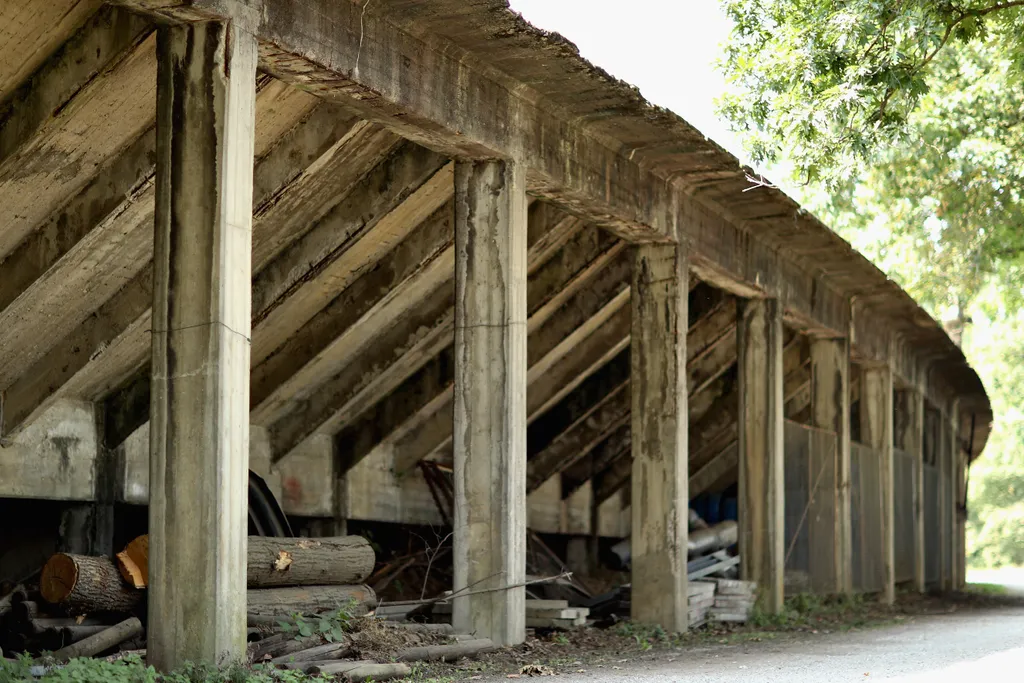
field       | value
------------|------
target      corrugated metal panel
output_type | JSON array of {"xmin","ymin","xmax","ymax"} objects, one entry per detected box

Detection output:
[
  {"xmin": 924, "ymin": 464, "xmax": 940, "ymax": 586},
  {"xmin": 893, "ymin": 448, "xmax": 916, "ymax": 584},
  {"xmin": 851, "ymin": 442, "xmax": 884, "ymax": 593},
  {"xmin": 783, "ymin": 420, "xmax": 837, "ymax": 596}
]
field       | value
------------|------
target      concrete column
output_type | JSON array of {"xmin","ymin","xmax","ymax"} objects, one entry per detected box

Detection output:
[
  {"xmin": 737, "ymin": 298, "xmax": 785, "ymax": 614},
  {"xmin": 148, "ymin": 19, "xmax": 257, "ymax": 670},
  {"xmin": 860, "ymin": 366, "xmax": 894, "ymax": 604},
  {"xmin": 810, "ymin": 337, "xmax": 851, "ymax": 594},
  {"xmin": 452, "ymin": 160, "xmax": 527, "ymax": 646},
  {"xmin": 898, "ymin": 388, "xmax": 926, "ymax": 592},
  {"xmin": 630, "ymin": 244, "xmax": 689, "ymax": 632}
]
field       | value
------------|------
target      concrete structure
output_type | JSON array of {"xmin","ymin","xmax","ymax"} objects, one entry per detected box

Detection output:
[{"xmin": 0, "ymin": 0, "xmax": 991, "ymax": 669}]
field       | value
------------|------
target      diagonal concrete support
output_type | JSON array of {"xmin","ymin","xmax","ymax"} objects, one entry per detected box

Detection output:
[
  {"xmin": 630, "ymin": 243, "xmax": 688, "ymax": 632},
  {"xmin": 451, "ymin": 160, "xmax": 527, "ymax": 646},
  {"xmin": 738, "ymin": 298, "xmax": 785, "ymax": 614},
  {"xmin": 810, "ymin": 337, "xmax": 852, "ymax": 594},
  {"xmin": 147, "ymin": 18, "xmax": 256, "ymax": 670},
  {"xmin": 861, "ymin": 365, "xmax": 895, "ymax": 605}
]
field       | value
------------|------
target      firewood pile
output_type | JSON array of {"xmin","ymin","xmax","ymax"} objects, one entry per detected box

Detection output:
[{"xmin": 0, "ymin": 533, "xmax": 504, "ymax": 678}]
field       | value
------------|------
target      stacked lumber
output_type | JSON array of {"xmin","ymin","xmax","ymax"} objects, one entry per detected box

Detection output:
[
  {"xmin": 524, "ymin": 600, "xmax": 589, "ymax": 629},
  {"xmin": 708, "ymin": 579, "xmax": 757, "ymax": 623},
  {"xmin": 432, "ymin": 598, "xmax": 589, "ymax": 630},
  {"xmin": 687, "ymin": 581, "xmax": 716, "ymax": 627}
]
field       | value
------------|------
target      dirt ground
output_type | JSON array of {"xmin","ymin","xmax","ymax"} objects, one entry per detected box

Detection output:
[{"xmin": 409, "ymin": 588, "xmax": 1024, "ymax": 682}]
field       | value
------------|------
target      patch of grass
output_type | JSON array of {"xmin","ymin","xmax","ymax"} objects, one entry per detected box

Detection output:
[
  {"xmin": 965, "ymin": 582, "xmax": 1008, "ymax": 596},
  {"xmin": 0, "ymin": 653, "xmax": 333, "ymax": 682},
  {"xmin": 613, "ymin": 621, "xmax": 670, "ymax": 651}
]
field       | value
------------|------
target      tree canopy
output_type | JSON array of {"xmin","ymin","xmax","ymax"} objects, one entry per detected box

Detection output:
[{"xmin": 716, "ymin": 0, "xmax": 1024, "ymax": 567}]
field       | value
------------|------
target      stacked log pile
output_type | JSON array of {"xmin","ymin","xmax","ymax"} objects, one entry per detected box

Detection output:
[{"xmin": 0, "ymin": 535, "xmax": 380, "ymax": 662}]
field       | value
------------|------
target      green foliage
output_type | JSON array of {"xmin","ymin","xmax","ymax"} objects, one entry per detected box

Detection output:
[
  {"xmin": 613, "ymin": 621, "xmax": 669, "ymax": 650},
  {"xmin": 717, "ymin": 0, "xmax": 1024, "ymax": 186},
  {"xmin": 0, "ymin": 655, "xmax": 330, "ymax": 683},
  {"xmin": 718, "ymin": 0, "xmax": 1024, "ymax": 570},
  {"xmin": 278, "ymin": 602, "xmax": 358, "ymax": 643}
]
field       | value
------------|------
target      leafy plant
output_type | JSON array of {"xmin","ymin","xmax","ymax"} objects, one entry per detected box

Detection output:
[{"xmin": 278, "ymin": 600, "xmax": 359, "ymax": 643}]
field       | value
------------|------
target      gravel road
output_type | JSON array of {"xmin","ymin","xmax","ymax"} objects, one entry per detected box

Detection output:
[{"xmin": 498, "ymin": 603, "xmax": 1024, "ymax": 683}]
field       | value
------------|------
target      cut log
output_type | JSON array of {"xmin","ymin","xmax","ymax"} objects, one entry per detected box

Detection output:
[
  {"xmin": 395, "ymin": 639, "xmax": 497, "ymax": 662},
  {"xmin": 115, "ymin": 536, "xmax": 149, "ymax": 589},
  {"xmin": 114, "ymin": 535, "xmax": 375, "ymax": 589},
  {"xmin": 270, "ymin": 640, "xmax": 352, "ymax": 663},
  {"xmin": 247, "ymin": 537, "xmax": 375, "ymax": 588},
  {"xmin": 40, "ymin": 554, "xmax": 142, "ymax": 613},
  {"xmin": 279, "ymin": 658, "xmax": 374, "ymax": 674},
  {"xmin": 48, "ymin": 617, "xmax": 143, "ymax": 662},
  {"xmin": 247, "ymin": 585, "xmax": 377, "ymax": 616},
  {"xmin": 338, "ymin": 663, "xmax": 411, "ymax": 681}
]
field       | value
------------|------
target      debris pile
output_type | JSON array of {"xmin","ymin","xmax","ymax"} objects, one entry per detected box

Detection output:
[{"xmin": 687, "ymin": 581, "xmax": 716, "ymax": 627}]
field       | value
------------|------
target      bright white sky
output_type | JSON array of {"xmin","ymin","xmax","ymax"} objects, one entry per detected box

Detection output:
[{"xmin": 507, "ymin": 0, "xmax": 745, "ymax": 161}]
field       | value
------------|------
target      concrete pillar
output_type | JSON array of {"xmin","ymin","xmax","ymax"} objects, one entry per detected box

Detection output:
[
  {"xmin": 737, "ymin": 298, "xmax": 784, "ymax": 613},
  {"xmin": 810, "ymin": 337, "xmax": 851, "ymax": 594},
  {"xmin": 861, "ymin": 367, "xmax": 894, "ymax": 604},
  {"xmin": 897, "ymin": 388, "xmax": 926, "ymax": 592},
  {"xmin": 630, "ymin": 244, "xmax": 689, "ymax": 632},
  {"xmin": 452, "ymin": 160, "xmax": 527, "ymax": 646},
  {"xmin": 148, "ymin": 19, "xmax": 257, "ymax": 670}
]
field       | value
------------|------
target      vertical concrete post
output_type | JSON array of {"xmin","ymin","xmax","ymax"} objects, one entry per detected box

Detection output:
[
  {"xmin": 861, "ymin": 367, "xmax": 895, "ymax": 604},
  {"xmin": 149, "ymin": 19, "xmax": 257, "ymax": 670},
  {"xmin": 810, "ymin": 337, "xmax": 851, "ymax": 594},
  {"xmin": 737, "ymin": 298, "xmax": 785, "ymax": 614},
  {"xmin": 452, "ymin": 160, "xmax": 527, "ymax": 647},
  {"xmin": 630, "ymin": 244, "xmax": 689, "ymax": 632}
]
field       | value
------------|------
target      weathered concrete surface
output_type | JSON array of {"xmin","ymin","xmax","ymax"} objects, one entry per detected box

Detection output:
[
  {"xmin": 274, "ymin": 434, "xmax": 334, "ymax": 517},
  {"xmin": 630, "ymin": 244, "xmax": 688, "ymax": 632},
  {"xmin": 147, "ymin": 19, "xmax": 256, "ymax": 670},
  {"xmin": 451, "ymin": 160, "xmax": 528, "ymax": 646},
  {"xmin": 896, "ymin": 387, "xmax": 926, "ymax": 592},
  {"xmin": 0, "ymin": 400, "xmax": 97, "ymax": 500},
  {"xmin": 861, "ymin": 366, "xmax": 895, "ymax": 605},
  {"xmin": 810, "ymin": 337, "xmax": 852, "ymax": 594},
  {"xmin": 737, "ymin": 298, "xmax": 785, "ymax": 614}
]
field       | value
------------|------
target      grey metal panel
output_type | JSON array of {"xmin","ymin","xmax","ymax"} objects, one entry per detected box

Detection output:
[
  {"xmin": 783, "ymin": 420, "xmax": 837, "ymax": 596},
  {"xmin": 851, "ymin": 441, "xmax": 884, "ymax": 593},
  {"xmin": 893, "ymin": 448, "xmax": 915, "ymax": 584},
  {"xmin": 924, "ymin": 464, "xmax": 940, "ymax": 585}
]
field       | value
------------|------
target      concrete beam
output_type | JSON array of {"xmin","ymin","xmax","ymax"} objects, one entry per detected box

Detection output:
[
  {"xmin": 526, "ymin": 383, "xmax": 630, "ymax": 493},
  {"xmin": 147, "ymin": 19, "xmax": 256, "ymax": 669},
  {"xmin": 630, "ymin": 243, "xmax": 689, "ymax": 632},
  {"xmin": 0, "ymin": 95, "xmax": 358, "ymax": 435},
  {"xmin": 270, "ymin": 203, "xmax": 592, "ymax": 463},
  {"xmin": 250, "ymin": 194, "xmax": 454, "ymax": 425},
  {"xmin": 594, "ymin": 450, "xmax": 632, "ymax": 506},
  {"xmin": 451, "ymin": 160, "xmax": 527, "ymax": 646},
  {"xmin": 861, "ymin": 366, "xmax": 895, "ymax": 605},
  {"xmin": 737, "ymin": 298, "xmax": 785, "ymax": 614},
  {"xmin": 0, "ymin": 5, "xmax": 154, "ymax": 262},
  {"xmin": 561, "ymin": 422, "xmax": 632, "ymax": 499},
  {"xmin": 387, "ymin": 231, "xmax": 629, "ymax": 473},
  {"xmin": 117, "ymin": 0, "xmax": 861, "ymax": 348},
  {"xmin": 810, "ymin": 337, "xmax": 852, "ymax": 595}
]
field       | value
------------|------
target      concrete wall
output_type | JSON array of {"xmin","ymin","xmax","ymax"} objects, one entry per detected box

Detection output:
[{"xmin": 0, "ymin": 399, "xmax": 97, "ymax": 500}]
